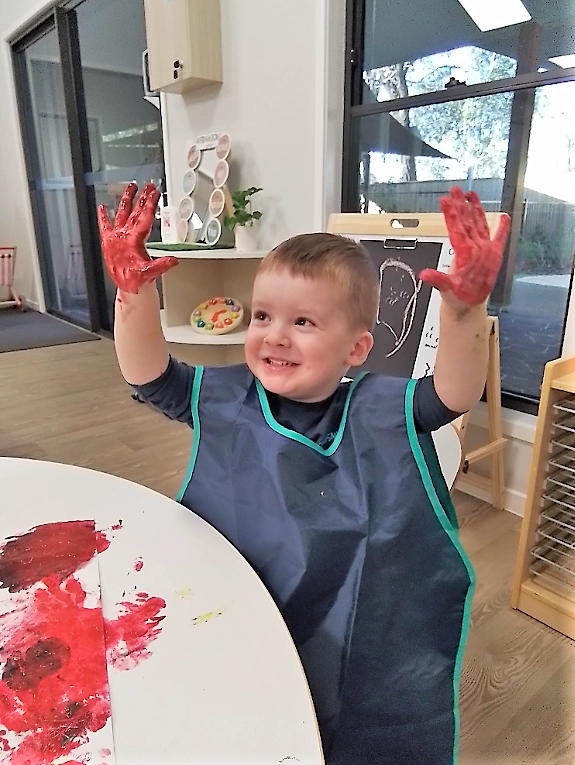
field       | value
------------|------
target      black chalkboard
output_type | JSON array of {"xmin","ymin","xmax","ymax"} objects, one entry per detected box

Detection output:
[{"xmin": 359, "ymin": 239, "xmax": 443, "ymax": 378}]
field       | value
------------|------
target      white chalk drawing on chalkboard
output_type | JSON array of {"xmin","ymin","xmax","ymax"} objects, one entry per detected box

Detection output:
[{"xmin": 376, "ymin": 258, "xmax": 422, "ymax": 358}]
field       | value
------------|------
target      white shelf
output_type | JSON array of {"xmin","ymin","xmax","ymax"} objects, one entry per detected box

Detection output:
[
  {"xmin": 160, "ymin": 310, "xmax": 247, "ymax": 345},
  {"xmin": 147, "ymin": 248, "xmax": 266, "ymax": 260}
]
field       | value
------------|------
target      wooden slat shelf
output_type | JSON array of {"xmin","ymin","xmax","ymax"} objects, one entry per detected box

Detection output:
[
  {"xmin": 553, "ymin": 371, "xmax": 575, "ymax": 394},
  {"xmin": 512, "ymin": 354, "xmax": 575, "ymax": 639}
]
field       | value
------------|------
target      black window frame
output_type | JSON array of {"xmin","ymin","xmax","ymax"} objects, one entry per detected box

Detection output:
[{"xmin": 342, "ymin": 0, "xmax": 575, "ymax": 415}]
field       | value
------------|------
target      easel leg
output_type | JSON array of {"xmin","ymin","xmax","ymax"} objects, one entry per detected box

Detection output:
[
  {"xmin": 457, "ymin": 317, "xmax": 507, "ymax": 510},
  {"xmin": 486, "ymin": 319, "xmax": 505, "ymax": 510}
]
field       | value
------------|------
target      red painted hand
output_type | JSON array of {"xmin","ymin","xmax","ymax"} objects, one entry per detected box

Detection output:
[
  {"xmin": 419, "ymin": 187, "xmax": 511, "ymax": 308},
  {"xmin": 98, "ymin": 182, "xmax": 178, "ymax": 294}
]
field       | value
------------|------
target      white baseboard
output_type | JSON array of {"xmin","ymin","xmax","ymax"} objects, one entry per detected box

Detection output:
[
  {"xmin": 457, "ymin": 478, "xmax": 526, "ymax": 517},
  {"xmin": 23, "ymin": 298, "xmax": 41, "ymax": 311}
]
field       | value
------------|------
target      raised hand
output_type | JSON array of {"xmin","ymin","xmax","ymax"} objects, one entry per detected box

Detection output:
[
  {"xmin": 419, "ymin": 187, "xmax": 510, "ymax": 309},
  {"xmin": 98, "ymin": 182, "xmax": 178, "ymax": 294}
]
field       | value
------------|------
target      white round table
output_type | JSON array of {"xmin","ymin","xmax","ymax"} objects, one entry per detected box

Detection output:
[
  {"xmin": 432, "ymin": 423, "xmax": 463, "ymax": 490},
  {"xmin": 0, "ymin": 458, "xmax": 324, "ymax": 765}
]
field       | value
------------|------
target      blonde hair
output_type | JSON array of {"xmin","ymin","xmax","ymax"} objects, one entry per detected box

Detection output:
[{"xmin": 257, "ymin": 233, "xmax": 378, "ymax": 330}]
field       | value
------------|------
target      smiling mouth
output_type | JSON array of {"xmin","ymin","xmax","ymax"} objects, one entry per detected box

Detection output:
[{"xmin": 264, "ymin": 358, "xmax": 298, "ymax": 367}]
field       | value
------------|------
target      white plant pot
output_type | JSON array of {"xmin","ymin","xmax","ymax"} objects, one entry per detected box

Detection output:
[{"xmin": 234, "ymin": 224, "xmax": 258, "ymax": 253}]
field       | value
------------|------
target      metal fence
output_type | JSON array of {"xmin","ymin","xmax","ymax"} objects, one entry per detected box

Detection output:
[{"xmin": 368, "ymin": 178, "xmax": 575, "ymax": 272}]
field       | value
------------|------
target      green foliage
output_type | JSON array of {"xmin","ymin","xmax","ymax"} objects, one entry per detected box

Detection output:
[
  {"xmin": 223, "ymin": 187, "xmax": 263, "ymax": 230},
  {"xmin": 516, "ymin": 226, "xmax": 561, "ymax": 274},
  {"xmin": 364, "ymin": 48, "xmax": 517, "ymax": 182}
]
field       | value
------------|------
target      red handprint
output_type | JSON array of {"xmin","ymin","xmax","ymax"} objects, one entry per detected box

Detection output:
[
  {"xmin": 419, "ymin": 186, "xmax": 511, "ymax": 308},
  {"xmin": 98, "ymin": 182, "xmax": 178, "ymax": 294}
]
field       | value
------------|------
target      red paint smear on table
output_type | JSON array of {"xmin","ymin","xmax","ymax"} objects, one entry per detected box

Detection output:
[
  {"xmin": 0, "ymin": 521, "xmax": 110, "ymax": 593},
  {"xmin": 134, "ymin": 558, "xmax": 143, "ymax": 572},
  {"xmin": 0, "ymin": 521, "xmax": 166, "ymax": 764},
  {"xmin": 105, "ymin": 593, "xmax": 165, "ymax": 671}
]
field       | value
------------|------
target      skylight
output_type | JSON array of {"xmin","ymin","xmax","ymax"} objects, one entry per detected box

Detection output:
[{"xmin": 457, "ymin": 0, "xmax": 531, "ymax": 32}]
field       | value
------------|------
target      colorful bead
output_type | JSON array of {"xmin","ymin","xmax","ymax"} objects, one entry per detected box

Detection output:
[
  {"xmin": 225, "ymin": 298, "xmax": 234, "ymax": 306},
  {"xmin": 231, "ymin": 305, "xmax": 240, "ymax": 312},
  {"xmin": 193, "ymin": 310, "xmax": 201, "ymax": 317},
  {"xmin": 197, "ymin": 320, "xmax": 206, "ymax": 328},
  {"xmin": 215, "ymin": 321, "xmax": 224, "ymax": 329},
  {"xmin": 230, "ymin": 312, "xmax": 239, "ymax": 319},
  {"xmin": 224, "ymin": 318, "xmax": 232, "ymax": 326},
  {"xmin": 208, "ymin": 298, "xmax": 218, "ymax": 305},
  {"xmin": 206, "ymin": 322, "xmax": 214, "ymax": 330},
  {"xmin": 201, "ymin": 303, "xmax": 208, "ymax": 310}
]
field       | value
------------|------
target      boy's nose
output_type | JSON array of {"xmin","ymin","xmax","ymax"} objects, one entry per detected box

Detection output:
[{"xmin": 264, "ymin": 324, "xmax": 290, "ymax": 347}]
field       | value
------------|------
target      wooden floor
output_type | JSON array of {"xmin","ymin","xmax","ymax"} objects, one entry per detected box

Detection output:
[{"xmin": 0, "ymin": 338, "xmax": 573, "ymax": 763}]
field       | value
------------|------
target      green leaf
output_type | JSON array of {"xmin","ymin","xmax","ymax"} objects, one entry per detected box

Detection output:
[{"xmin": 252, "ymin": 211, "xmax": 262, "ymax": 220}]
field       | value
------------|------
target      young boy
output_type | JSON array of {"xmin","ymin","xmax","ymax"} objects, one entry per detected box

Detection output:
[{"xmin": 98, "ymin": 184, "xmax": 509, "ymax": 765}]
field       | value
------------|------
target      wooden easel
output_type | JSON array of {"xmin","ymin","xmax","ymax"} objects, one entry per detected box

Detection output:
[
  {"xmin": 453, "ymin": 316, "xmax": 507, "ymax": 510},
  {"xmin": 327, "ymin": 212, "xmax": 507, "ymax": 510}
]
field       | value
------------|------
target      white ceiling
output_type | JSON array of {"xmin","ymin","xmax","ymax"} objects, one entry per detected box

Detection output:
[{"xmin": 364, "ymin": 0, "xmax": 575, "ymax": 71}]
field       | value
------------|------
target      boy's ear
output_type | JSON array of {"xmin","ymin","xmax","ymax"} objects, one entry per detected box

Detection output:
[{"xmin": 346, "ymin": 331, "xmax": 374, "ymax": 367}]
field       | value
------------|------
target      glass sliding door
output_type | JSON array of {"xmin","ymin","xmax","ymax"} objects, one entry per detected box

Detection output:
[
  {"xmin": 16, "ymin": 24, "xmax": 92, "ymax": 326},
  {"xmin": 75, "ymin": 0, "xmax": 164, "ymax": 329},
  {"xmin": 13, "ymin": 0, "xmax": 164, "ymax": 332}
]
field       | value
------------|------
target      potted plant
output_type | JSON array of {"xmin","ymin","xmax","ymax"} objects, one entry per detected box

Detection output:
[{"xmin": 224, "ymin": 187, "xmax": 262, "ymax": 252}]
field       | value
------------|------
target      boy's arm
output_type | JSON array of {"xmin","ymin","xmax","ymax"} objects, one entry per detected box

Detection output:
[
  {"xmin": 98, "ymin": 183, "xmax": 178, "ymax": 385},
  {"xmin": 433, "ymin": 301, "xmax": 489, "ymax": 414},
  {"xmin": 420, "ymin": 188, "xmax": 510, "ymax": 413},
  {"xmin": 114, "ymin": 283, "xmax": 169, "ymax": 385}
]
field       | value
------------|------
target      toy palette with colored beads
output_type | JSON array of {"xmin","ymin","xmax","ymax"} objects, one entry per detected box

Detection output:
[{"xmin": 191, "ymin": 297, "xmax": 244, "ymax": 335}]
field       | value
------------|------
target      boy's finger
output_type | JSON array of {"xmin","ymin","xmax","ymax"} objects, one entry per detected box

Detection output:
[
  {"xmin": 419, "ymin": 268, "xmax": 453, "ymax": 293},
  {"xmin": 493, "ymin": 213, "xmax": 511, "ymax": 252},
  {"xmin": 97, "ymin": 204, "xmax": 112, "ymax": 234},
  {"xmin": 128, "ymin": 184, "xmax": 159, "ymax": 233},
  {"xmin": 127, "ymin": 183, "xmax": 153, "ymax": 226},
  {"xmin": 114, "ymin": 182, "xmax": 138, "ymax": 229},
  {"xmin": 440, "ymin": 196, "xmax": 468, "ymax": 258},
  {"xmin": 141, "ymin": 255, "xmax": 179, "ymax": 282},
  {"xmin": 133, "ymin": 186, "xmax": 161, "ymax": 239},
  {"xmin": 465, "ymin": 191, "xmax": 490, "ymax": 240}
]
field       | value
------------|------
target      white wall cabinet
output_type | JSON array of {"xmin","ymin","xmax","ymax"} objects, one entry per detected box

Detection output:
[{"xmin": 143, "ymin": 0, "xmax": 222, "ymax": 94}]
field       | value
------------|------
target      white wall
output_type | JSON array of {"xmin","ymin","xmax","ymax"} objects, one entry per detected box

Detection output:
[
  {"xmin": 0, "ymin": 0, "xmax": 55, "ymax": 309},
  {"xmin": 458, "ymin": 404, "xmax": 536, "ymax": 516},
  {"xmin": 161, "ymin": 0, "xmax": 346, "ymax": 250}
]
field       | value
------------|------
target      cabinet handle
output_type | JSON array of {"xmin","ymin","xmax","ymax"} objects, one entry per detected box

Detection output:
[{"xmin": 173, "ymin": 60, "xmax": 182, "ymax": 69}]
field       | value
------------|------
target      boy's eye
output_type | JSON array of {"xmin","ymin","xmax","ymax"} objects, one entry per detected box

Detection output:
[
  {"xmin": 253, "ymin": 311, "xmax": 268, "ymax": 321},
  {"xmin": 295, "ymin": 317, "xmax": 313, "ymax": 326}
]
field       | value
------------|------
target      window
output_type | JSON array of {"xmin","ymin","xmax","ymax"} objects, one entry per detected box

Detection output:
[{"xmin": 344, "ymin": 0, "xmax": 575, "ymax": 410}]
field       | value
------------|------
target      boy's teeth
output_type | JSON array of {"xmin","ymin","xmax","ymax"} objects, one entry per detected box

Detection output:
[{"xmin": 268, "ymin": 359, "xmax": 290, "ymax": 366}]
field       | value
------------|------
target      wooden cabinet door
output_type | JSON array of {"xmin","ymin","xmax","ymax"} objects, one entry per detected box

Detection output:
[{"xmin": 144, "ymin": 0, "xmax": 222, "ymax": 93}]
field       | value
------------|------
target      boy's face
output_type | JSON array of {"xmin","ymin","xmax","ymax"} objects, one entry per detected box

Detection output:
[{"xmin": 245, "ymin": 270, "xmax": 373, "ymax": 402}]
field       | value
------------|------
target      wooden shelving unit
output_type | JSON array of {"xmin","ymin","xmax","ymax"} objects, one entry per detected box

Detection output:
[
  {"xmin": 512, "ymin": 354, "xmax": 575, "ymax": 639},
  {"xmin": 148, "ymin": 248, "xmax": 266, "ymax": 366}
]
